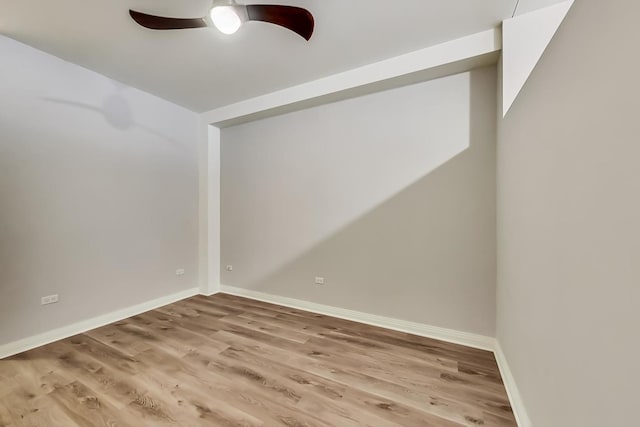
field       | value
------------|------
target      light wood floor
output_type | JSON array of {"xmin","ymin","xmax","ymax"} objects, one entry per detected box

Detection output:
[{"xmin": 0, "ymin": 293, "xmax": 516, "ymax": 426}]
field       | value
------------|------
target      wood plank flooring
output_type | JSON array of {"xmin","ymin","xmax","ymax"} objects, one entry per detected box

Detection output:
[{"xmin": 0, "ymin": 293, "xmax": 516, "ymax": 426}]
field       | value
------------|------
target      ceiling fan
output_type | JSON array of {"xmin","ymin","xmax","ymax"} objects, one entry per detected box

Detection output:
[{"xmin": 129, "ymin": 0, "xmax": 315, "ymax": 40}]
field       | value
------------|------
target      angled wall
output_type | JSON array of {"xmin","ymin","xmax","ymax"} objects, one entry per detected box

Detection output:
[
  {"xmin": 502, "ymin": 0, "xmax": 574, "ymax": 115},
  {"xmin": 0, "ymin": 37, "xmax": 200, "ymax": 347},
  {"xmin": 497, "ymin": 1, "xmax": 640, "ymax": 425}
]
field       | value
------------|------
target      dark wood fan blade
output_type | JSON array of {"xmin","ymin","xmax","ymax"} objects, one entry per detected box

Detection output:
[
  {"xmin": 246, "ymin": 5, "xmax": 314, "ymax": 40},
  {"xmin": 129, "ymin": 10, "xmax": 208, "ymax": 30}
]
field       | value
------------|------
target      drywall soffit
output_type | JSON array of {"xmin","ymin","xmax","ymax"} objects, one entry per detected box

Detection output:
[
  {"xmin": 201, "ymin": 28, "xmax": 501, "ymax": 127},
  {"xmin": 502, "ymin": 0, "xmax": 575, "ymax": 116}
]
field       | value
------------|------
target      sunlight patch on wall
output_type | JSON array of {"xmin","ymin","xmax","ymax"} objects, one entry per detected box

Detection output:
[{"xmin": 220, "ymin": 71, "xmax": 478, "ymax": 289}]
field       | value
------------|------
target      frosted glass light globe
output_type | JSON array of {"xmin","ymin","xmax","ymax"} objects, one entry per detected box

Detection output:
[{"xmin": 210, "ymin": 6, "xmax": 242, "ymax": 34}]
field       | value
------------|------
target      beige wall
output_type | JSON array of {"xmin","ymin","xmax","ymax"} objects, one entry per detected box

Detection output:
[
  {"xmin": 221, "ymin": 67, "xmax": 497, "ymax": 336},
  {"xmin": 497, "ymin": 1, "xmax": 640, "ymax": 425},
  {"xmin": 0, "ymin": 37, "xmax": 199, "ymax": 345}
]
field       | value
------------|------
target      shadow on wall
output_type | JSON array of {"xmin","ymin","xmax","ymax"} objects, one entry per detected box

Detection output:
[
  {"xmin": 41, "ymin": 83, "xmax": 182, "ymax": 147},
  {"xmin": 221, "ymin": 67, "xmax": 497, "ymax": 334},
  {"xmin": 0, "ymin": 35, "xmax": 200, "ymax": 346}
]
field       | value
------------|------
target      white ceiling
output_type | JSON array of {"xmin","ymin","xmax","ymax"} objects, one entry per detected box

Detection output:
[{"xmin": 0, "ymin": 0, "xmax": 566, "ymax": 112}]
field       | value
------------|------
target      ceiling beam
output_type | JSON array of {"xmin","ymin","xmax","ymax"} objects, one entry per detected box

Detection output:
[{"xmin": 201, "ymin": 27, "xmax": 501, "ymax": 127}]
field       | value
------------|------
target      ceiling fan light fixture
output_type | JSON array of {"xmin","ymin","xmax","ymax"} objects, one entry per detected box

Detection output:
[
  {"xmin": 129, "ymin": 2, "xmax": 313, "ymax": 40},
  {"xmin": 210, "ymin": 5, "xmax": 242, "ymax": 34}
]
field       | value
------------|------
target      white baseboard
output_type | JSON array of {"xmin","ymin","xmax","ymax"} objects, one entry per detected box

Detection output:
[
  {"xmin": 199, "ymin": 284, "xmax": 221, "ymax": 296},
  {"xmin": 1, "ymin": 283, "xmax": 528, "ymax": 427},
  {"xmin": 494, "ymin": 341, "xmax": 532, "ymax": 427},
  {"xmin": 0, "ymin": 287, "xmax": 200, "ymax": 360},
  {"xmin": 219, "ymin": 285, "xmax": 532, "ymax": 425},
  {"xmin": 219, "ymin": 285, "xmax": 496, "ymax": 351}
]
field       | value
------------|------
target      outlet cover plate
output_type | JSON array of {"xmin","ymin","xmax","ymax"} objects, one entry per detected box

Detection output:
[{"xmin": 41, "ymin": 294, "xmax": 59, "ymax": 305}]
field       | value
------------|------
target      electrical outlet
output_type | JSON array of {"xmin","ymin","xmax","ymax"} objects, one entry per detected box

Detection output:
[
  {"xmin": 176, "ymin": 269, "xmax": 185, "ymax": 276},
  {"xmin": 314, "ymin": 276, "xmax": 325, "ymax": 285},
  {"xmin": 225, "ymin": 265, "xmax": 233, "ymax": 271},
  {"xmin": 41, "ymin": 294, "xmax": 59, "ymax": 305}
]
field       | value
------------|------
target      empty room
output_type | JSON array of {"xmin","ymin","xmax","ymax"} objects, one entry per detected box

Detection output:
[{"xmin": 0, "ymin": 0, "xmax": 637, "ymax": 426}]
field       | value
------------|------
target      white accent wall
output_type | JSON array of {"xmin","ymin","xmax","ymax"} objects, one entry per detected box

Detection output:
[
  {"xmin": 0, "ymin": 37, "xmax": 200, "ymax": 346},
  {"xmin": 220, "ymin": 66, "xmax": 498, "ymax": 336},
  {"xmin": 497, "ymin": 1, "xmax": 640, "ymax": 425}
]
